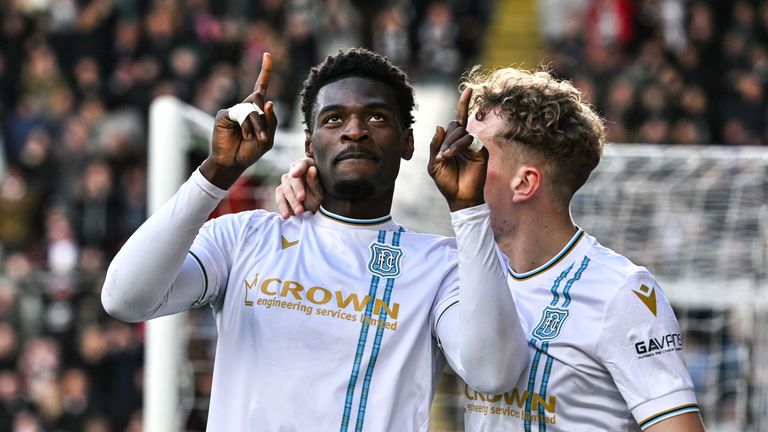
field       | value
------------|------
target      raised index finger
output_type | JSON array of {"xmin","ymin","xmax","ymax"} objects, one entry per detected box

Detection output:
[
  {"xmin": 456, "ymin": 87, "xmax": 473, "ymax": 126},
  {"xmin": 254, "ymin": 52, "xmax": 273, "ymax": 96}
]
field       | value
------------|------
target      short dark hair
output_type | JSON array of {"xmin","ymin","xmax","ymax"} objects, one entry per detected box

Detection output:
[{"xmin": 300, "ymin": 48, "xmax": 415, "ymax": 130}]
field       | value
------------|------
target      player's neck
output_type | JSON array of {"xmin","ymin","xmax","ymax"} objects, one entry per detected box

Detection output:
[
  {"xmin": 497, "ymin": 209, "xmax": 578, "ymax": 275},
  {"xmin": 320, "ymin": 194, "xmax": 394, "ymax": 220}
]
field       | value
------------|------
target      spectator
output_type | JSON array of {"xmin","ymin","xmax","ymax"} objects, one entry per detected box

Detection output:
[
  {"xmin": 372, "ymin": 6, "xmax": 412, "ymax": 67},
  {"xmin": 418, "ymin": 2, "xmax": 461, "ymax": 78}
]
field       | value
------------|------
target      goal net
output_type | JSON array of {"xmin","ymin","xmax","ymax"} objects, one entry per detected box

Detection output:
[
  {"xmin": 571, "ymin": 144, "xmax": 768, "ymax": 432},
  {"xmin": 147, "ymin": 96, "xmax": 768, "ymax": 431}
]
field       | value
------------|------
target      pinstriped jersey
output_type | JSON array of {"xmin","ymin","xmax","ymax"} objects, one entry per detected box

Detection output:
[
  {"xmin": 188, "ymin": 206, "xmax": 459, "ymax": 431},
  {"xmin": 463, "ymin": 229, "xmax": 699, "ymax": 432}
]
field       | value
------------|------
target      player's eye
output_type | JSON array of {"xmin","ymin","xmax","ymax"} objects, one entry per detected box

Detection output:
[
  {"xmin": 323, "ymin": 114, "xmax": 342, "ymax": 124},
  {"xmin": 369, "ymin": 113, "xmax": 385, "ymax": 122}
]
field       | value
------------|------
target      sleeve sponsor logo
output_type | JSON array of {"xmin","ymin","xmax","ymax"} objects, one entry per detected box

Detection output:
[
  {"xmin": 634, "ymin": 333, "xmax": 682, "ymax": 359},
  {"xmin": 632, "ymin": 283, "xmax": 657, "ymax": 316}
]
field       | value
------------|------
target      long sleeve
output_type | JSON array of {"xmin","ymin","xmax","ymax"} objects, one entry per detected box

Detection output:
[
  {"xmin": 101, "ymin": 168, "xmax": 228, "ymax": 322},
  {"xmin": 435, "ymin": 204, "xmax": 527, "ymax": 394}
]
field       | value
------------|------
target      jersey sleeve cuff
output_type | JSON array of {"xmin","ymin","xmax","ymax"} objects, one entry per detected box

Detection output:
[
  {"xmin": 192, "ymin": 166, "xmax": 230, "ymax": 201},
  {"xmin": 449, "ymin": 203, "xmax": 490, "ymax": 224},
  {"xmin": 632, "ymin": 389, "xmax": 699, "ymax": 430}
]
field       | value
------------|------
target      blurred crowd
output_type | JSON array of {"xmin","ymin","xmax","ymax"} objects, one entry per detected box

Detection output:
[
  {"xmin": 543, "ymin": 0, "xmax": 768, "ymax": 145},
  {"xmin": 0, "ymin": 0, "xmax": 764, "ymax": 430},
  {"xmin": 0, "ymin": 0, "xmax": 490, "ymax": 430}
]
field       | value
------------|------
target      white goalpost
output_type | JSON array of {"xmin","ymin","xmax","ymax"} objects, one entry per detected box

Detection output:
[
  {"xmin": 145, "ymin": 96, "xmax": 213, "ymax": 432},
  {"xmin": 145, "ymin": 96, "xmax": 305, "ymax": 431},
  {"xmin": 146, "ymin": 95, "xmax": 768, "ymax": 431}
]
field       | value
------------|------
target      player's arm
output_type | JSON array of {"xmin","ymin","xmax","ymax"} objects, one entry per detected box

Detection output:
[
  {"xmin": 101, "ymin": 54, "xmax": 278, "ymax": 322},
  {"xmin": 433, "ymin": 209, "xmax": 527, "ymax": 394},
  {"xmin": 430, "ymin": 89, "xmax": 527, "ymax": 394},
  {"xmin": 597, "ymin": 271, "xmax": 703, "ymax": 431}
]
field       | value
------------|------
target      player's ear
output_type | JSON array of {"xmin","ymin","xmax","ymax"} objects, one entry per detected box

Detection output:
[
  {"xmin": 511, "ymin": 165, "xmax": 541, "ymax": 203},
  {"xmin": 401, "ymin": 128, "xmax": 414, "ymax": 161},
  {"xmin": 304, "ymin": 129, "xmax": 313, "ymax": 158}
]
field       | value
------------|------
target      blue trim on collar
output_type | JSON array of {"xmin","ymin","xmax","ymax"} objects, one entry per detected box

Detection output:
[
  {"xmin": 509, "ymin": 228, "xmax": 585, "ymax": 280},
  {"xmin": 319, "ymin": 206, "xmax": 393, "ymax": 226}
]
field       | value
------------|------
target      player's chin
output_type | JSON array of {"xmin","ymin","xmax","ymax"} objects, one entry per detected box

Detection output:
[
  {"xmin": 331, "ymin": 179, "xmax": 376, "ymax": 200},
  {"xmin": 333, "ymin": 159, "xmax": 381, "ymax": 182}
]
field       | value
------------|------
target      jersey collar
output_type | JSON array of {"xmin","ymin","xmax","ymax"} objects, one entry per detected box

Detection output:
[
  {"xmin": 314, "ymin": 206, "xmax": 401, "ymax": 231},
  {"xmin": 508, "ymin": 228, "xmax": 586, "ymax": 281}
]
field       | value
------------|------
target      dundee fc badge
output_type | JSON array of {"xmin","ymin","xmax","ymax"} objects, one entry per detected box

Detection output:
[
  {"xmin": 533, "ymin": 306, "xmax": 570, "ymax": 341},
  {"xmin": 368, "ymin": 243, "xmax": 403, "ymax": 279}
]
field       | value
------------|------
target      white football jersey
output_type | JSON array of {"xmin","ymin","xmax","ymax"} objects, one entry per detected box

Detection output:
[
  {"xmin": 463, "ymin": 229, "xmax": 699, "ymax": 431},
  {"xmin": 188, "ymin": 207, "xmax": 460, "ymax": 431}
]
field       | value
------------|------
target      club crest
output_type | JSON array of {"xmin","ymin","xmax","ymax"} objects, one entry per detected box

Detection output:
[
  {"xmin": 532, "ymin": 306, "xmax": 570, "ymax": 341},
  {"xmin": 368, "ymin": 242, "xmax": 403, "ymax": 279}
]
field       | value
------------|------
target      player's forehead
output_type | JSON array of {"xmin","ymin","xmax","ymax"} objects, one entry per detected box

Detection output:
[
  {"xmin": 314, "ymin": 77, "xmax": 400, "ymax": 117},
  {"xmin": 467, "ymin": 109, "xmax": 506, "ymax": 140}
]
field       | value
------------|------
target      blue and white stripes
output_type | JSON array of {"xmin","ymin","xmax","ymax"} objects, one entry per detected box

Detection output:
[
  {"xmin": 524, "ymin": 255, "xmax": 590, "ymax": 432},
  {"xmin": 341, "ymin": 228, "xmax": 403, "ymax": 432}
]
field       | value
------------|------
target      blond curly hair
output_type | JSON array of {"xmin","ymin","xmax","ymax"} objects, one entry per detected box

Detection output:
[{"xmin": 463, "ymin": 67, "xmax": 606, "ymax": 204}]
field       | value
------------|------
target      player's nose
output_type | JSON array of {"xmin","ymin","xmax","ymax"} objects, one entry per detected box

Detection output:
[{"xmin": 341, "ymin": 116, "xmax": 370, "ymax": 142}]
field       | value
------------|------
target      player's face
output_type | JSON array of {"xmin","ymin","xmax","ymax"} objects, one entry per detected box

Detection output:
[
  {"xmin": 305, "ymin": 77, "xmax": 413, "ymax": 201},
  {"xmin": 467, "ymin": 110, "xmax": 518, "ymax": 234}
]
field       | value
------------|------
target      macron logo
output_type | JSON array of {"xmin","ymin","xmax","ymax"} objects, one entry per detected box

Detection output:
[
  {"xmin": 281, "ymin": 235, "xmax": 299, "ymax": 250},
  {"xmin": 632, "ymin": 284, "xmax": 657, "ymax": 316}
]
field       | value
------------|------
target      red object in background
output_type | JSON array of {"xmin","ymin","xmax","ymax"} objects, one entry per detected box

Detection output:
[
  {"xmin": 585, "ymin": 0, "xmax": 634, "ymax": 48},
  {"xmin": 208, "ymin": 176, "xmax": 266, "ymax": 219}
]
